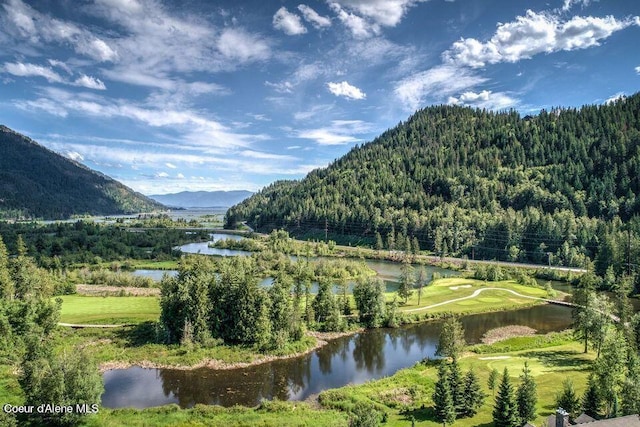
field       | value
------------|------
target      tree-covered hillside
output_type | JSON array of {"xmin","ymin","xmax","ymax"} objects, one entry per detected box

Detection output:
[
  {"xmin": 0, "ymin": 125, "xmax": 164, "ymax": 219},
  {"xmin": 226, "ymin": 94, "xmax": 640, "ymax": 270}
]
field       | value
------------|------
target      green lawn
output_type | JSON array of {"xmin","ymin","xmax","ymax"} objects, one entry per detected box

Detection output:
[
  {"xmin": 394, "ymin": 277, "xmax": 551, "ymax": 315},
  {"xmin": 57, "ymin": 295, "xmax": 160, "ymax": 325}
]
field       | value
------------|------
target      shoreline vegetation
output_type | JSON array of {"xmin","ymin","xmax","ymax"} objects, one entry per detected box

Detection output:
[{"xmin": 53, "ymin": 255, "xmax": 571, "ymax": 371}]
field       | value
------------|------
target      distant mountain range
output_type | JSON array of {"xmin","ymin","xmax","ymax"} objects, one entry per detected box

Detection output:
[
  {"xmin": 0, "ymin": 125, "xmax": 165, "ymax": 220},
  {"xmin": 149, "ymin": 190, "xmax": 253, "ymax": 208}
]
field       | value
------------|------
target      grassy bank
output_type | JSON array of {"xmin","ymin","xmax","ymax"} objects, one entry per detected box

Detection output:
[
  {"xmin": 319, "ymin": 336, "xmax": 593, "ymax": 427},
  {"xmin": 84, "ymin": 402, "xmax": 349, "ymax": 427}
]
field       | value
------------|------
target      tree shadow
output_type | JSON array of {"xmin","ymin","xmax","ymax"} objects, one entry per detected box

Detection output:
[
  {"xmin": 520, "ymin": 350, "xmax": 591, "ymax": 370},
  {"xmin": 399, "ymin": 407, "xmax": 493, "ymax": 427},
  {"xmin": 113, "ymin": 321, "xmax": 159, "ymax": 347}
]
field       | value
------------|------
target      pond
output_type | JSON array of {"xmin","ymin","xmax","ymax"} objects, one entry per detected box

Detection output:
[{"xmin": 102, "ymin": 304, "xmax": 573, "ymax": 409}]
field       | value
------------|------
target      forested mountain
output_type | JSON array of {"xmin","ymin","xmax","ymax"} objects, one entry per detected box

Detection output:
[
  {"xmin": 226, "ymin": 94, "xmax": 640, "ymax": 270},
  {"xmin": 0, "ymin": 125, "xmax": 164, "ymax": 219},
  {"xmin": 149, "ymin": 190, "xmax": 253, "ymax": 208}
]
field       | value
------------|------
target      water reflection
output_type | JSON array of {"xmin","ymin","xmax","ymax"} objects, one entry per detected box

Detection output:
[{"xmin": 102, "ymin": 304, "xmax": 573, "ymax": 409}]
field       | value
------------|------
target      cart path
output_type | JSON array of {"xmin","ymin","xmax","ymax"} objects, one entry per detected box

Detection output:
[{"xmin": 403, "ymin": 287, "xmax": 575, "ymax": 313}]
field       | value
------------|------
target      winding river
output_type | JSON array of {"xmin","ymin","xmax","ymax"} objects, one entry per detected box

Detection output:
[{"xmin": 103, "ymin": 233, "xmax": 576, "ymax": 409}]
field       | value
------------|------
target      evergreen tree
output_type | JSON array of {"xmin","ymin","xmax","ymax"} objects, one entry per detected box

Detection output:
[
  {"xmin": 415, "ymin": 267, "xmax": 428, "ymax": 306},
  {"xmin": 449, "ymin": 357, "xmax": 465, "ymax": 415},
  {"xmin": 582, "ymin": 373, "xmax": 600, "ymax": 417},
  {"xmin": 621, "ymin": 354, "xmax": 640, "ymax": 415},
  {"xmin": 436, "ymin": 316, "xmax": 466, "ymax": 360},
  {"xmin": 493, "ymin": 368, "xmax": 519, "ymax": 427},
  {"xmin": 488, "ymin": 368, "xmax": 499, "ymax": 396},
  {"xmin": 269, "ymin": 271, "xmax": 294, "ymax": 346},
  {"xmin": 397, "ymin": 259, "xmax": 414, "ymax": 304},
  {"xmin": 556, "ymin": 379, "xmax": 581, "ymax": 418},
  {"xmin": 516, "ymin": 362, "xmax": 537, "ymax": 423},
  {"xmin": 461, "ymin": 368, "xmax": 485, "ymax": 418},
  {"xmin": 353, "ymin": 277, "xmax": 386, "ymax": 328},
  {"xmin": 433, "ymin": 363, "xmax": 456, "ymax": 426},
  {"xmin": 0, "ymin": 236, "xmax": 14, "ymax": 300}
]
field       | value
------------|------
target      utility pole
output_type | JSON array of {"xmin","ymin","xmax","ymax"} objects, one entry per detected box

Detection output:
[
  {"xmin": 325, "ymin": 219, "xmax": 328, "ymax": 242},
  {"xmin": 628, "ymin": 227, "xmax": 632, "ymax": 276}
]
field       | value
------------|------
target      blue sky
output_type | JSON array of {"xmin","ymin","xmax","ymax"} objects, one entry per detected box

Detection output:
[{"xmin": 1, "ymin": 0, "xmax": 639, "ymax": 195}]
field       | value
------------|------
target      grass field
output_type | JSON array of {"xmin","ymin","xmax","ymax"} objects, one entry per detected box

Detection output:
[
  {"xmin": 320, "ymin": 336, "xmax": 594, "ymax": 427},
  {"xmin": 57, "ymin": 295, "xmax": 160, "ymax": 325}
]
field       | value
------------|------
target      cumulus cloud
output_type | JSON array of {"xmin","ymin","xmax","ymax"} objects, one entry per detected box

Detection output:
[
  {"xmin": 327, "ymin": 81, "xmax": 366, "ymax": 100},
  {"xmin": 444, "ymin": 10, "xmax": 638, "ymax": 68},
  {"xmin": 297, "ymin": 5, "xmax": 331, "ymax": 28},
  {"xmin": 447, "ymin": 90, "xmax": 517, "ymax": 110},
  {"xmin": 635, "ymin": 66, "xmax": 640, "ymax": 74},
  {"xmin": 273, "ymin": 7, "xmax": 307, "ymax": 35}
]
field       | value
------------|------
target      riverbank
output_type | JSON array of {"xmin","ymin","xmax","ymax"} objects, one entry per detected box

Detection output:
[{"xmin": 97, "ymin": 329, "xmax": 361, "ymax": 373}]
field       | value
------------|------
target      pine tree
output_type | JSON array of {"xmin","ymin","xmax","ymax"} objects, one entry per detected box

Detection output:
[
  {"xmin": 461, "ymin": 368, "xmax": 485, "ymax": 418},
  {"xmin": 516, "ymin": 362, "xmax": 537, "ymax": 423},
  {"xmin": 556, "ymin": 379, "xmax": 581, "ymax": 418},
  {"xmin": 436, "ymin": 316, "xmax": 466, "ymax": 360},
  {"xmin": 433, "ymin": 363, "xmax": 456, "ymax": 426},
  {"xmin": 449, "ymin": 357, "xmax": 465, "ymax": 416},
  {"xmin": 488, "ymin": 368, "xmax": 499, "ymax": 396},
  {"xmin": 0, "ymin": 236, "xmax": 14, "ymax": 300},
  {"xmin": 397, "ymin": 259, "xmax": 414, "ymax": 304},
  {"xmin": 582, "ymin": 373, "xmax": 600, "ymax": 417},
  {"xmin": 493, "ymin": 368, "xmax": 519, "ymax": 427}
]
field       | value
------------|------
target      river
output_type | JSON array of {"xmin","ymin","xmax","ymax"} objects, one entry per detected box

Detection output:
[
  {"xmin": 101, "ymin": 304, "xmax": 573, "ymax": 409},
  {"xmin": 102, "ymin": 233, "xmax": 581, "ymax": 409}
]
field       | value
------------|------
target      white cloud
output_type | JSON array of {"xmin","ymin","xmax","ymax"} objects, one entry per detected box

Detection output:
[
  {"xmin": 273, "ymin": 7, "xmax": 307, "ymax": 35},
  {"xmin": 240, "ymin": 150, "xmax": 297, "ymax": 161},
  {"xmin": 297, "ymin": 5, "xmax": 331, "ymax": 28},
  {"xmin": 561, "ymin": 0, "xmax": 592, "ymax": 12},
  {"xmin": 74, "ymin": 74, "xmax": 106, "ymax": 90},
  {"xmin": 604, "ymin": 92, "xmax": 626, "ymax": 104},
  {"xmin": 447, "ymin": 90, "xmax": 517, "ymax": 110},
  {"xmin": 330, "ymin": 0, "xmax": 427, "ymax": 27},
  {"xmin": 444, "ymin": 10, "xmax": 638, "ymax": 68},
  {"xmin": 329, "ymin": 3, "xmax": 379, "ymax": 38},
  {"xmin": 394, "ymin": 64, "xmax": 487, "ymax": 111},
  {"xmin": 1, "ymin": 0, "xmax": 117, "ymax": 62},
  {"xmin": 3, "ymin": 61, "xmax": 64, "ymax": 83},
  {"xmin": 156, "ymin": 171, "xmax": 169, "ymax": 178},
  {"xmin": 635, "ymin": 66, "xmax": 640, "ymax": 74},
  {"xmin": 47, "ymin": 59, "xmax": 72, "ymax": 74},
  {"xmin": 176, "ymin": 173, "xmax": 185, "ymax": 179},
  {"xmin": 64, "ymin": 151, "xmax": 84, "ymax": 162},
  {"xmin": 217, "ymin": 28, "xmax": 271, "ymax": 63},
  {"xmin": 165, "ymin": 163, "xmax": 177, "ymax": 169},
  {"xmin": 297, "ymin": 119, "xmax": 371, "ymax": 145},
  {"xmin": 20, "ymin": 87, "xmax": 260, "ymax": 150},
  {"xmin": 327, "ymin": 81, "xmax": 366, "ymax": 100}
]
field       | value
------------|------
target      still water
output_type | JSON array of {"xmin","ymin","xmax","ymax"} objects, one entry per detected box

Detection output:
[{"xmin": 102, "ymin": 304, "xmax": 572, "ymax": 409}]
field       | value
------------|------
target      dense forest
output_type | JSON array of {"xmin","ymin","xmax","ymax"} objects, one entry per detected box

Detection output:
[
  {"xmin": 0, "ymin": 221, "xmax": 210, "ymax": 267},
  {"xmin": 226, "ymin": 94, "xmax": 640, "ymax": 273},
  {"xmin": 0, "ymin": 125, "xmax": 164, "ymax": 220}
]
